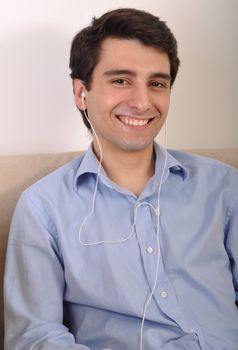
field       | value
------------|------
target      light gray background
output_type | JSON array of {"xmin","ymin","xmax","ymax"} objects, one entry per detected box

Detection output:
[{"xmin": 0, "ymin": 0, "xmax": 237, "ymax": 155}]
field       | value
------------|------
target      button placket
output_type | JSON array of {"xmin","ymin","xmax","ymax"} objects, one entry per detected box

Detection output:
[{"xmin": 134, "ymin": 202, "xmax": 158, "ymax": 290}]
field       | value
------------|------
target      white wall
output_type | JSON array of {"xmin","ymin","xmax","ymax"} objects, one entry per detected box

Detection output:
[{"xmin": 0, "ymin": 0, "xmax": 237, "ymax": 155}]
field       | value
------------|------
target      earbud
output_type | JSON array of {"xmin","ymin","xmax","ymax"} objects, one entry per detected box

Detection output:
[{"xmin": 81, "ymin": 91, "xmax": 86, "ymax": 110}]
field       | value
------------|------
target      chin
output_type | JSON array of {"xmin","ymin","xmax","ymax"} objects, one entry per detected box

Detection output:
[{"xmin": 115, "ymin": 139, "xmax": 154, "ymax": 153}]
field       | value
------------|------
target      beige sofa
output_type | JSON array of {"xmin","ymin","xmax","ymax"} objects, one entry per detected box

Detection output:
[{"xmin": 0, "ymin": 149, "xmax": 238, "ymax": 348}]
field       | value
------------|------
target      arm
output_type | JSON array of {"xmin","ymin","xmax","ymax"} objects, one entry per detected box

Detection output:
[
  {"xmin": 4, "ymin": 191, "xmax": 110, "ymax": 350},
  {"xmin": 225, "ymin": 188, "xmax": 238, "ymax": 307}
]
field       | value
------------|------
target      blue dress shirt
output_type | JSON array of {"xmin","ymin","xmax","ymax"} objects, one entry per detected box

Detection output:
[{"xmin": 4, "ymin": 143, "xmax": 238, "ymax": 350}]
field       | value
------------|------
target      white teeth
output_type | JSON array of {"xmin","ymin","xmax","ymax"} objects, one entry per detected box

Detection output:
[{"xmin": 119, "ymin": 116, "xmax": 149, "ymax": 126}]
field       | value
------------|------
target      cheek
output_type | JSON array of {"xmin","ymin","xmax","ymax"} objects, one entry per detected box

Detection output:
[
  {"xmin": 152, "ymin": 96, "xmax": 170, "ymax": 117},
  {"xmin": 160, "ymin": 94, "xmax": 170, "ymax": 113},
  {"xmin": 86, "ymin": 99, "xmax": 113, "ymax": 127},
  {"xmin": 87, "ymin": 88, "xmax": 117, "ymax": 113}
]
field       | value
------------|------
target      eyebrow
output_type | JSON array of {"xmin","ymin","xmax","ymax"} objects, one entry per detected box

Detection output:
[{"xmin": 103, "ymin": 69, "xmax": 171, "ymax": 81}]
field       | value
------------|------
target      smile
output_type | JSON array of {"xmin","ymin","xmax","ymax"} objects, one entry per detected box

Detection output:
[{"xmin": 117, "ymin": 115, "xmax": 150, "ymax": 126}]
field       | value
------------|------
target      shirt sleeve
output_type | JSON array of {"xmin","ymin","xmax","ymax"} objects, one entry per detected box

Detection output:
[
  {"xmin": 4, "ymin": 190, "xmax": 111, "ymax": 350},
  {"xmin": 225, "ymin": 177, "xmax": 238, "ymax": 307}
]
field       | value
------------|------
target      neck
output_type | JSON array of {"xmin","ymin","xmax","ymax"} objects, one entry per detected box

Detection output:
[{"xmin": 93, "ymin": 142, "xmax": 155, "ymax": 197}]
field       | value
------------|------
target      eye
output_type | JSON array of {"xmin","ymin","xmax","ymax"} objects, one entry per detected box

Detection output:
[
  {"xmin": 151, "ymin": 81, "xmax": 166, "ymax": 88},
  {"xmin": 112, "ymin": 78, "xmax": 128, "ymax": 85}
]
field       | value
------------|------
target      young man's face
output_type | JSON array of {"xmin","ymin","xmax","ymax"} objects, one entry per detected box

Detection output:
[{"xmin": 75, "ymin": 38, "xmax": 171, "ymax": 156}]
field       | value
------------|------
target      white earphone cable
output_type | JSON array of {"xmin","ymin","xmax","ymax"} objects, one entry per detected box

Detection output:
[
  {"xmin": 139, "ymin": 149, "xmax": 167, "ymax": 350},
  {"xmin": 79, "ymin": 95, "xmax": 168, "ymax": 349}
]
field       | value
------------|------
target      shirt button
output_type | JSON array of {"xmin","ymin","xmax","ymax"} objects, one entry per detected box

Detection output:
[
  {"xmin": 160, "ymin": 291, "xmax": 168, "ymax": 299},
  {"xmin": 146, "ymin": 246, "xmax": 153, "ymax": 254},
  {"xmin": 136, "ymin": 201, "xmax": 141, "ymax": 208}
]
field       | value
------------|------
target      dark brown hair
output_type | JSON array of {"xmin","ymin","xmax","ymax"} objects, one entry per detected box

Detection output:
[{"xmin": 69, "ymin": 8, "xmax": 180, "ymax": 130}]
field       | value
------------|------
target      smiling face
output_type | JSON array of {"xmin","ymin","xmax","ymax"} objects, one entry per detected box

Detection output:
[{"xmin": 75, "ymin": 38, "xmax": 171, "ymax": 157}]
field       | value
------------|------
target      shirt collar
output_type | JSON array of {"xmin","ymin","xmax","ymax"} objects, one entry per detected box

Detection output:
[
  {"xmin": 154, "ymin": 142, "xmax": 187, "ymax": 181},
  {"xmin": 74, "ymin": 142, "xmax": 188, "ymax": 192},
  {"xmin": 75, "ymin": 143, "xmax": 102, "ymax": 177},
  {"xmin": 137, "ymin": 143, "xmax": 187, "ymax": 199}
]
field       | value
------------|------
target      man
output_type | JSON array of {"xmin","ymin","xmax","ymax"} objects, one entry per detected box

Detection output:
[{"xmin": 4, "ymin": 8, "xmax": 238, "ymax": 350}]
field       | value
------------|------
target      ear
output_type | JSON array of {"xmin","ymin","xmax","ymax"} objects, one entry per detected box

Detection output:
[{"xmin": 73, "ymin": 79, "xmax": 87, "ymax": 110}]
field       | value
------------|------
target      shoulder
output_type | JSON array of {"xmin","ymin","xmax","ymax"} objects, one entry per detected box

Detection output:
[
  {"xmin": 168, "ymin": 149, "xmax": 238, "ymax": 172},
  {"xmin": 168, "ymin": 149, "xmax": 238, "ymax": 192},
  {"xmin": 18, "ymin": 154, "xmax": 84, "ymax": 206}
]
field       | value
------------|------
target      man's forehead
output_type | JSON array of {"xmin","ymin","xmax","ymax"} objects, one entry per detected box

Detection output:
[
  {"xmin": 96, "ymin": 38, "xmax": 171, "ymax": 74},
  {"xmin": 99, "ymin": 37, "xmax": 167, "ymax": 56}
]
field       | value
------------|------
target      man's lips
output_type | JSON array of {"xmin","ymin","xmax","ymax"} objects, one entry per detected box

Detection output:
[{"xmin": 116, "ymin": 115, "xmax": 154, "ymax": 126}]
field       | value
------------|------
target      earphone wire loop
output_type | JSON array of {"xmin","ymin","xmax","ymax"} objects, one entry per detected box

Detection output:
[{"xmin": 79, "ymin": 100, "xmax": 168, "ymax": 350}]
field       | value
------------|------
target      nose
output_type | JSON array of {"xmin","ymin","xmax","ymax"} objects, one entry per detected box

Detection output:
[{"xmin": 126, "ymin": 85, "xmax": 151, "ymax": 113}]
